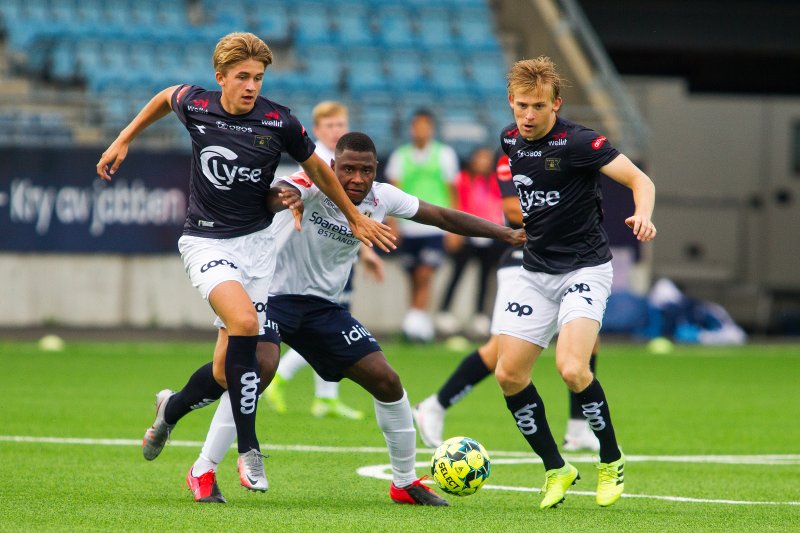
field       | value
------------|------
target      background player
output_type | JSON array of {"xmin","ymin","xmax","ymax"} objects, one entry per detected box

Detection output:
[
  {"xmin": 386, "ymin": 109, "xmax": 460, "ymax": 343},
  {"xmin": 264, "ymin": 100, "xmax": 384, "ymax": 420},
  {"xmin": 414, "ymin": 153, "xmax": 601, "ymax": 452},
  {"xmin": 494, "ymin": 57, "xmax": 656, "ymax": 509},
  {"xmin": 177, "ymin": 132, "xmax": 524, "ymax": 503},
  {"xmin": 97, "ymin": 32, "xmax": 394, "ymax": 493}
]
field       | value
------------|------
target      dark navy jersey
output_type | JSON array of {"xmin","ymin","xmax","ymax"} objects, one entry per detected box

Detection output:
[
  {"xmin": 171, "ymin": 85, "xmax": 316, "ymax": 238},
  {"xmin": 499, "ymin": 116, "xmax": 619, "ymax": 274}
]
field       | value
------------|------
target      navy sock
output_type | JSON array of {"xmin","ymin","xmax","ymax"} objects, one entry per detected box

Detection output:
[
  {"xmin": 436, "ymin": 350, "xmax": 491, "ymax": 408},
  {"xmin": 505, "ymin": 382, "xmax": 564, "ymax": 471},
  {"xmin": 163, "ymin": 363, "xmax": 224, "ymax": 425},
  {"xmin": 576, "ymin": 378, "xmax": 621, "ymax": 463},
  {"xmin": 225, "ymin": 335, "xmax": 260, "ymax": 453},
  {"xmin": 569, "ymin": 353, "xmax": 598, "ymax": 418}
]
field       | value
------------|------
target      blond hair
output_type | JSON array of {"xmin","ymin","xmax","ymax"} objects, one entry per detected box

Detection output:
[
  {"xmin": 213, "ymin": 32, "xmax": 273, "ymax": 74},
  {"xmin": 507, "ymin": 56, "xmax": 564, "ymax": 101},
  {"xmin": 312, "ymin": 101, "xmax": 348, "ymax": 126}
]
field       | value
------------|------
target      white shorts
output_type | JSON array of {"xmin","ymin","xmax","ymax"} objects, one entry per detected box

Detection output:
[
  {"xmin": 178, "ymin": 226, "xmax": 276, "ymax": 330},
  {"xmin": 495, "ymin": 262, "xmax": 613, "ymax": 349},
  {"xmin": 490, "ymin": 265, "xmax": 522, "ymax": 336}
]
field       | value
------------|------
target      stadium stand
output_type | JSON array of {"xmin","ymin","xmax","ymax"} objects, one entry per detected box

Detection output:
[{"xmin": 0, "ymin": 0, "xmax": 508, "ymax": 157}]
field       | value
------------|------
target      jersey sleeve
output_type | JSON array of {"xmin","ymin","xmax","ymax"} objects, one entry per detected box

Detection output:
[
  {"xmin": 378, "ymin": 183, "xmax": 421, "ymax": 219},
  {"xmin": 495, "ymin": 154, "xmax": 517, "ymax": 198},
  {"xmin": 570, "ymin": 126, "xmax": 620, "ymax": 170},
  {"xmin": 170, "ymin": 84, "xmax": 200, "ymax": 127},
  {"xmin": 283, "ymin": 112, "xmax": 316, "ymax": 164},
  {"xmin": 272, "ymin": 171, "xmax": 317, "ymax": 201}
]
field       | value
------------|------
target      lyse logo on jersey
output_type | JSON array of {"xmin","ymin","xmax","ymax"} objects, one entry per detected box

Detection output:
[
  {"xmin": 514, "ymin": 181, "xmax": 561, "ymax": 210},
  {"xmin": 200, "ymin": 146, "xmax": 263, "ymax": 190},
  {"xmin": 341, "ymin": 324, "xmax": 375, "ymax": 346},
  {"xmin": 506, "ymin": 301, "xmax": 533, "ymax": 317}
]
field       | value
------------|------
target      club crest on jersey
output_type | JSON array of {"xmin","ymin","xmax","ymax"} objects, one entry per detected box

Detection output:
[
  {"xmin": 254, "ymin": 135, "xmax": 271, "ymax": 147},
  {"xmin": 545, "ymin": 158, "xmax": 561, "ymax": 170}
]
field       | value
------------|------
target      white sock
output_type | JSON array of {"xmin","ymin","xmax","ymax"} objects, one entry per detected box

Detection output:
[
  {"xmin": 195, "ymin": 391, "xmax": 237, "ymax": 474},
  {"xmin": 314, "ymin": 373, "xmax": 339, "ymax": 400},
  {"xmin": 191, "ymin": 455, "xmax": 218, "ymax": 477},
  {"xmin": 374, "ymin": 390, "xmax": 417, "ymax": 488},
  {"xmin": 277, "ymin": 348, "xmax": 309, "ymax": 380}
]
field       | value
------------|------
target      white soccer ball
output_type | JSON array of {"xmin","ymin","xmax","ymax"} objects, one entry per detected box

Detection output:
[{"xmin": 38, "ymin": 334, "xmax": 65, "ymax": 352}]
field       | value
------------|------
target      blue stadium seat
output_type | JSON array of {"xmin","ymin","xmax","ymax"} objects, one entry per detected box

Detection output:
[
  {"xmin": 384, "ymin": 49, "xmax": 429, "ymax": 92},
  {"xmin": 375, "ymin": 6, "xmax": 417, "ymax": 48},
  {"xmin": 415, "ymin": 8, "xmax": 456, "ymax": 49},
  {"xmin": 332, "ymin": 6, "xmax": 376, "ymax": 46},
  {"xmin": 293, "ymin": 3, "xmax": 334, "ymax": 45}
]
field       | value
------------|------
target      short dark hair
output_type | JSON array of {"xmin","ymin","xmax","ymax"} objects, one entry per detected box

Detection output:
[
  {"xmin": 411, "ymin": 108, "xmax": 436, "ymax": 123},
  {"xmin": 335, "ymin": 132, "xmax": 377, "ymax": 157}
]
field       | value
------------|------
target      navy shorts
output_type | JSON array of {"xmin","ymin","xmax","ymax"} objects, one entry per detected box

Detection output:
[
  {"xmin": 398, "ymin": 235, "xmax": 445, "ymax": 271},
  {"xmin": 257, "ymin": 294, "xmax": 381, "ymax": 382}
]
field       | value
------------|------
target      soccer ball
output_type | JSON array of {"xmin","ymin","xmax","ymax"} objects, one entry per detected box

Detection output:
[{"xmin": 430, "ymin": 436, "xmax": 491, "ymax": 496}]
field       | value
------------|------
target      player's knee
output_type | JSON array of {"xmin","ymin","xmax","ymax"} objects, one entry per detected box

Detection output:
[
  {"xmin": 373, "ymin": 369, "xmax": 403, "ymax": 402},
  {"xmin": 495, "ymin": 364, "xmax": 527, "ymax": 395},
  {"xmin": 557, "ymin": 362, "xmax": 591, "ymax": 392},
  {"xmin": 228, "ymin": 313, "xmax": 260, "ymax": 336}
]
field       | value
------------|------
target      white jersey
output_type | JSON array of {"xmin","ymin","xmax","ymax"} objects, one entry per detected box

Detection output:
[
  {"xmin": 298, "ymin": 143, "xmax": 336, "ymax": 171},
  {"xmin": 270, "ymin": 172, "xmax": 419, "ymax": 302}
]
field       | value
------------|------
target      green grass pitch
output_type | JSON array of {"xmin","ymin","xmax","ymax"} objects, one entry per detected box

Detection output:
[{"xmin": 1, "ymin": 338, "xmax": 798, "ymax": 531}]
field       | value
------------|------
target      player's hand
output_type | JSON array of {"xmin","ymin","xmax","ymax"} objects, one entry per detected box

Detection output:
[
  {"xmin": 359, "ymin": 244, "xmax": 385, "ymax": 282},
  {"xmin": 96, "ymin": 138, "xmax": 129, "ymax": 181},
  {"xmin": 279, "ymin": 188, "xmax": 304, "ymax": 232},
  {"xmin": 625, "ymin": 215, "xmax": 657, "ymax": 241},
  {"xmin": 350, "ymin": 214, "xmax": 396, "ymax": 253},
  {"xmin": 506, "ymin": 228, "xmax": 527, "ymax": 246}
]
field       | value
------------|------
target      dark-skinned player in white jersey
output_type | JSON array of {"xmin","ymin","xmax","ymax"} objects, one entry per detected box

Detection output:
[
  {"xmin": 493, "ymin": 57, "xmax": 656, "ymax": 509},
  {"xmin": 96, "ymin": 32, "xmax": 395, "ymax": 492}
]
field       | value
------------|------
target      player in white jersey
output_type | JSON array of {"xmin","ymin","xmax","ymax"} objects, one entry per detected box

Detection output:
[
  {"xmin": 264, "ymin": 101, "xmax": 383, "ymax": 420},
  {"xmin": 181, "ymin": 132, "xmax": 524, "ymax": 504}
]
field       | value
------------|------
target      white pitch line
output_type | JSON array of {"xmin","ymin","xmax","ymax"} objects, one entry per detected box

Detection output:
[
  {"xmin": 356, "ymin": 463, "xmax": 800, "ymax": 507},
  {"xmin": 1, "ymin": 436, "xmax": 800, "ymax": 465}
]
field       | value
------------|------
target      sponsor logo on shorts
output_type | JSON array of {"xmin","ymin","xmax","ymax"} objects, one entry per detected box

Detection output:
[
  {"xmin": 252, "ymin": 301, "xmax": 267, "ymax": 313},
  {"xmin": 562, "ymin": 283, "xmax": 593, "ymax": 305},
  {"xmin": 200, "ymin": 258, "xmax": 238, "ymax": 273},
  {"xmin": 505, "ymin": 301, "xmax": 533, "ymax": 317},
  {"xmin": 263, "ymin": 319, "xmax": 279, "ymax": 334},
  {"xmin": 341, "ymin": 324, "xmax": 374, "ymax": 346}
]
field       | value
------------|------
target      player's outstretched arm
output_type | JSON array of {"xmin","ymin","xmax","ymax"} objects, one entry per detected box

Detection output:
[
  {"xmin": 601, "ymin": 154, "xmax": 657, "ymax": 241},
  {"xmin": 411, "ymin": 201, "xmax": 525, "ymax": 246},
  {"xmin": 96, "ymin": 85, "xmax": 179, "ymax": 181},
  {"xmin": 299, "ymin": 153, "xmax": 396, "ymax": 252},
  {"xmin": 266, "ymin": 186, "xmax": 304, "ymax": 231}
]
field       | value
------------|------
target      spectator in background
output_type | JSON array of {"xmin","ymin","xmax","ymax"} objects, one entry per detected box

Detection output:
[
  {"xmin": 386, "ymin": 109, "xmax": 459, "ymax": 343},
  {"xmin": 436, "ymin": 146, "xmax": 505, "ymax": 338}
]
